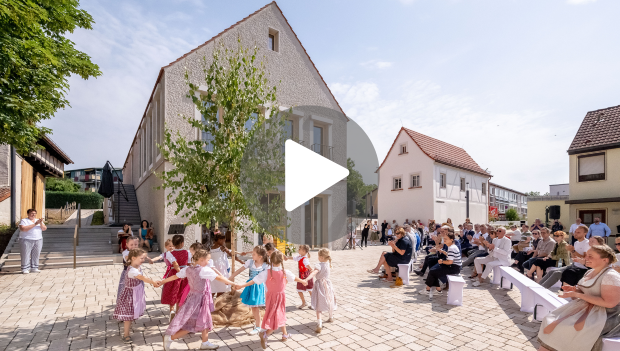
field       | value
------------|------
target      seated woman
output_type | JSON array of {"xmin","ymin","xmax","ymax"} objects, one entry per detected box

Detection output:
[
  {"xmin": 515, "ymin": 230, "xmax": 541, "ymax": 273},
  {"xmin": 138, "ymin": 220, "xmax": 154, "ymax": 252},
  {"xmin": 537, "ymin": 245, "xmax": 620, "ymax": 351},
  {"xmin": 526, "ymin": 231, "xmax": 569, "ymax": 282},
  {"xmin": 367, "ymin": 228, "xmax": 413, "ymax": 282},
  {"xmin": 117, "ymin": 224, "xmax": 133, "ymax": 253},
  {"xmin": 420, "ymin": 231, "xmax": 462, "ymax": 296}
]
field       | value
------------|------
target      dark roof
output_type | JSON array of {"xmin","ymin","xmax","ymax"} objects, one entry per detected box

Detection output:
[
  {"xmin": 0, "ymin": 187, "xmax": 9, "ymax": 202},
  {"xmin": 379, "ymin": 127, "xmax": 491, "ymax": 177},
  {"xmin": 124, "ymin": 1, "xmax": 346, "ymax": 167},
  {"xmin": 568, "ymin": 104, "xmax": 620, "ymax": 155},
  {"xmin": 39, "ymin": 135, "xmax": 73, "ymax": 164}
]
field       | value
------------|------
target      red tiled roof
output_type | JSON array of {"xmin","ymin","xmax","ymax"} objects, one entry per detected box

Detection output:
[
  {"xmin": 124, "ymin": 1, "xmax": 346, "ymax": 167},
  {"xmin": 0, "ymin": 187, "xmax": 10, "ymax": 203},
  {"xmin": 568, "ymin": 104, "xmax": 620, "ymax": 154},
  {"xmin": 379, "ymin": 127, "xmax": 491, "ymax": 177}
]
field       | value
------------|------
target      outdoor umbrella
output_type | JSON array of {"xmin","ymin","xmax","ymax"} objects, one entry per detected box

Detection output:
[{"xmin": 98, "ymin": 162, "xmax": 115, "ymax": 198}]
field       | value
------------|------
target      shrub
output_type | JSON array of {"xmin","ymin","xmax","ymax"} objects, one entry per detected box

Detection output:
[
  {"xmin": 45, "ymin": 191, "xmax": 103, "ymax": 209},
  {"xmin": 91, "ymin": 211, "xmax": 104, "ymax": 225},
  {"xmin": 46, "ymin": 177, "xmax": 81, "ymax": 192},
  {"xmin": 505, "ymin": 208, "xmax": 520, "ymax": 221}
]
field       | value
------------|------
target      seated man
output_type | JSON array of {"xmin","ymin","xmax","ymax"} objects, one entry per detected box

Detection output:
[
  {"xmin": 462, "ymin": 225, "xmax": 490, "ymax": 266},
  {"xmin": 367, "ymin": 228, "xmax": 412, "ymax": 282},
  {"xmin": 539, "ymin": 224, "xmax": 590, "ymax": 289},
  {"xmin": 472, "ymin": 227, "xmax": 512, "ymax": 287}
]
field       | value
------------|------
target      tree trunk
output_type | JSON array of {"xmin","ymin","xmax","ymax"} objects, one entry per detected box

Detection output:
[{"xmin": 230, "ymin": 210, "xmax": 236, "ymax": 275}]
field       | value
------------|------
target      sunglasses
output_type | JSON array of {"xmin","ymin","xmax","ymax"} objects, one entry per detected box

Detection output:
[
  {"xmin": 554, "ymin": 235, "xmax": 563, "ymax": 237},
  {"xmin": 615, "ymin": 243, "xmax": 620, "ymax": 246}
]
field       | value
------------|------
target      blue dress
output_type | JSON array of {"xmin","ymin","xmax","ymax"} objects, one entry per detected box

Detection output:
[{"xmin": 240, "ymin": 259, "xmax": 267, "ymax": 307}]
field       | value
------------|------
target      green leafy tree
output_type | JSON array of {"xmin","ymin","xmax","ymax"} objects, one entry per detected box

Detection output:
[
  {"xmin": 158, "ymin": 41, "xmax": 286, "ymax": 271},
  {"xmin": 347, "ymin": 158, "xmax": 376, "ymax": 216},
  {"xmin": 505, "ymin": 208, "xmax": 520, "ymax": 221},
  {"xmin": 0, "ymin": 0, "xmax": 101, "ymax": 154},
  {"xmin": 45, "ymin": 177, "xmax": 80, "ymax": 192}
]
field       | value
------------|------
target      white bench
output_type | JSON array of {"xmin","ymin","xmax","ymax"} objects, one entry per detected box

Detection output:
[
  {"xmin": 499, "ymin": 266, "xmax": 540, "ymax": 312},
  {"xmin": 530, "ymin": 286, "xmax": 568, "ymax": 321},
  {"xmin": 603, "ymin": 337, "xmax": 620, "ymax": 351},
  {"xmin": 446, "ymin": 275, "xmax": 465, "ymax": 306},
  {"xmin": 398, "ymin": 259, "xmax": 414, "ymax": 285}
]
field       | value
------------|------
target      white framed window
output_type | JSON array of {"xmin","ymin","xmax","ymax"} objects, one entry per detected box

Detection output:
[
  {"xmin": 482, "ymin": 183, "xmax": 486, "ymax": 195},
  {"xmin": 399, "ymin": 143, "xmax": 407, "ymax": 154},
  {"xmin": 268, "ymin": 28, "xmax": 280, "ymax": 52},
  {"xmin": 578, "ymin": 152, "xmax": 605, "ymax": 182},
  {"xmin": 411, "ymin": 174, "xmax": 420, "ymax": 188},
  {"xmin": 460, "ymin": 178, "xmax": 465, "ymax": 192},
  {"xmin": 440, "ymin": 173, "xmax": 446, "ymax": 188},
  {"xmin": 393, "ymin": 177, "xmax": 402, "ymax": 190}
]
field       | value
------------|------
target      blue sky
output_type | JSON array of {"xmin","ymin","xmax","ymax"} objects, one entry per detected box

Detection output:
[{"xmin": 45, "ymin": 0, "xmax": 620, "ymax": 193}]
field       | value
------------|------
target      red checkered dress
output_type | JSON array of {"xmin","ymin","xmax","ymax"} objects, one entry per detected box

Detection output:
[
  {"xmin": 113, "ymin": 269, "xmax": 145, "ymax": 321},
  {"xmin": 161, "ymin": 250, "xmax": 190, "ymax": 305}
]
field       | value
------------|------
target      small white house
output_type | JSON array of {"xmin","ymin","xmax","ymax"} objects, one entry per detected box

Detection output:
[{"xmin": 377, "ymin": 127, "xmax": 491, "ymax": 226}]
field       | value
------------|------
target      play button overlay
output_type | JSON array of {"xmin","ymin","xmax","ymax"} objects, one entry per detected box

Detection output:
[{"xmin": 284, "ymin": 139, "xmax": 349, "ymax": 211}]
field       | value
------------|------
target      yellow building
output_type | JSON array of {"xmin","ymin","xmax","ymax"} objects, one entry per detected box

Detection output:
[
  {"xmin": 566, "ymin": 104, "xmax": 620, "ymax": 245},
  {"xmin": 527, "ymin": 196, "xmax": 570, "ymax": 229}
]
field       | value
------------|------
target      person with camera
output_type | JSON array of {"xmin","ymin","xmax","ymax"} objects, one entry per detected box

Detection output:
[
  {"xmin": 367, "ymin": 228, "xmax": 413, "ymax": 282},
  {"xmin": 18, "ymin": 208, "xmax": 47, "ymax": 274}
]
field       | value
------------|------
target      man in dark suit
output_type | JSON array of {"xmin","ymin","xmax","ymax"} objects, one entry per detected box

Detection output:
[{"xmin": 381, "ymin": 220, "xmax": 388, "ymax": 245}]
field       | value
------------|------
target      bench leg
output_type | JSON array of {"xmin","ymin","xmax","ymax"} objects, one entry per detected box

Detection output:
[
  {"xmin": 447, "ymin": 282, "xmax": 464, "ymax": 306},
  {"xmin": 521, "ymin": 289, "xmax": 535, "ymax": 313}
]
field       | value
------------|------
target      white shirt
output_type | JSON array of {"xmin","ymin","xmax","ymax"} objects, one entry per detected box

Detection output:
[
  {"xmin": 569, "ymin": 223, "xmax": 580, "ymax": 234},
  {"xmin": 510, "ymin": 229, "xmax": 522, "ymax": 242},
  {"xmin": 127, "ymin": 267, "xmax": 142, "ymax": 279},
  {"xmin": 176, "ymin": 266, "xmax": 218, "ymax": 281},
  {"xmin": 122, "ymin": 249, "xmax": 129, "ymax": 262},
  {"xmin": 165, "ymin": 250, "xmax": 192, "ymax": 264},
  {"xmin": 117, "ymin": 229, "xmax": 133, "ymax": 237},
  {"xmin": 613, "ymin": 254, "xmax": 620, "ymax": 268},
  {"xmin": 293, "ymin": 254, "xmax": 310, "ymax": 267},
  {"xmin": 491, "ymin": 236, "xmax": 513, "ymax": 264},
  {"xmin": 252, "ymin": 267, "xmax": 296, "ymax": 285},
  {"xmin": 573, "ymin": 239, "xmax": 590, "ymax": 269},
  {"xmin": 19, "ymin": 218, "xmax": 43, "ymax": 240},
  {"xmin": 471, "ymin": 233, "xmax": 483, "ymax": 250}
]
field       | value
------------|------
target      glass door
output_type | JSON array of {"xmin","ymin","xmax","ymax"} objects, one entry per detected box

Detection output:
[{"xmin": 303, "ymin": 197, "xmax": 326, "ymax": 248}]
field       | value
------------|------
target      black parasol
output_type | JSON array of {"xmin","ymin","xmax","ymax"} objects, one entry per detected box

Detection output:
[{"xmin": 98, "ymin": 162, "xmax": 115, "ymax": 198}]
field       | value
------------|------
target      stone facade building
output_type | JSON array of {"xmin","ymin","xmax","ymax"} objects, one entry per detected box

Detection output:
[{"xmin": 122, "ymin": 2, "xmax": 348, "ymax": 250}]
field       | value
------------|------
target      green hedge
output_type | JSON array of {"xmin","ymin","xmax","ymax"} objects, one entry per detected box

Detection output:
[{"xmin": 45, "ymin": 191, "xmax": 104, "ymax": 209}]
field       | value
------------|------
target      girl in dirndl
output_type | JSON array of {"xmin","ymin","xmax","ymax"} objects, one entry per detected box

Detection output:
[
  {"xmin": 234, "ymin": 250, "xmax": 306, "ymax": 350},
  {"xmin": 160, "ymin": 249, "xmax": 236, "ymax": 351},
  {"xmin": 113, "ymin": 248, "xmax": 157, "ymax": 344},
  {"xmin": 161, "ymin": 235, "xmax": 191, "ymax": 321},
  {"xmin": 286, "ymin": 245, "xmax": 313, "ymax": 309},
  {"xmin": 230, "ymin": 245, "xmax": 269, "ymax": 335},
  {"xmin": 303, "ymin": 248, "xmax": 337, "ymax": 333},
  {"xmin": 117, "ymin": 237, "xmax": 139, "ymax": 304}
]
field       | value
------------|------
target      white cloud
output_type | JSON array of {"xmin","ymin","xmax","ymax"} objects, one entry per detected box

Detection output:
[
  {"xmin": 360, "ymin": 60, "xmax": 393, "ymax": 69},
  {"xmin": 330, "ymin": 80, "xmax": 569, "ymax": 193},
  {"xmin": 567, "ymin": 0, "xmax": 597, "ymax": 4}
]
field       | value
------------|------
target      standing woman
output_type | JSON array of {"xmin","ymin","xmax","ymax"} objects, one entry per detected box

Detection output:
[
  {"xmin": 370, "ymin": 221, "xmax": 379, "ymax": 246},
  {"xmin": 139, "ymin": 220, "xmax": 154, "ymax": 252},
  {"xmin": 361, "ymin": 220, "xmax": 370, "ymax": 248},
  {"xmin": 537, "ymin": 245, "xmax": 620, "ymax": 351},
  {"xmin": 18, "ymin": 209, "xmax": 47, "ymax": 274}
]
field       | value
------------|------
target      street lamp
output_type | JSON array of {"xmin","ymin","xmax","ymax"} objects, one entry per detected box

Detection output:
[{"xmin": 466, "ymin": 182, "xmax": 470, "ymax": 219}]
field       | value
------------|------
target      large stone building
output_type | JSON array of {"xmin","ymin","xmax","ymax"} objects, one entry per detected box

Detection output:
[
  {"xmin": 122, "ymin": 2, "xmax": 348, "ymax": 250},
  {"xmin": 377, "ymin": 127, "xmax": 491, "ymax": 226},
  {"xmin": 566, "ymin": 104, "xmax": 620, "ymax": 244}
]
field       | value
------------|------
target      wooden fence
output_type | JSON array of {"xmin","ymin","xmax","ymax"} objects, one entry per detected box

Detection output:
[{"xmin": 45, "ymin": 201, "xmax": 77, "ymax": 222}]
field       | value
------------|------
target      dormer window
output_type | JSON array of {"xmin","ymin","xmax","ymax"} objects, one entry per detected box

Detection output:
[
  {"xmin": 268, "ymin": 28, "xmax": 279, "ymax": 52},
  {"xmin": 399, "ymin": 143, "xmax": 407, "ymax": 155}
]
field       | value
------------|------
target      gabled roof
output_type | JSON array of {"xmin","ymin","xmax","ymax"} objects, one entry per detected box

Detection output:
[
  {"xmin": 379, "ymin": 127, "xmax": 491, "ymax": 177},
  {"xmin": 124, "ymin": 1, "xmax": 345, "ymax": 167},
  {"xmin": 568, "ymin": 104, "xmax": 620, "ymax": 155},
  {"xmin": 39, "ymin": 135, "xmax": 73, "ymax": 164},
  {"xmin": 0, "ymin": 187, "xmax": 9, "ymax": 203}
]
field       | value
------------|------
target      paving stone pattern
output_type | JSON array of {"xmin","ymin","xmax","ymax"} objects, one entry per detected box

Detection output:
[{"xmin": 0, "ymin": 246, "xmax": 543, "ymax": 350}]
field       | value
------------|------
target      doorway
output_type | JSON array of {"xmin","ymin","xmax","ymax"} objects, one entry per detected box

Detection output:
[
  {"xmin": 304, "ymin": 197, "xmax": 326, "ymax": 248},
  {"xmin": 578, "ymin": 209, "xmax": 606, "ymax": 225}
]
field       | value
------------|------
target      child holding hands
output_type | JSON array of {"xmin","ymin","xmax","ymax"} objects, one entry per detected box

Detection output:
[
  {"xmin": 285, "ymin": 244, "xmax": 313, "ymax": 309},
  {"xmin": 302, "ymin": 248, "xmax": 337, "ymax": 333},
  {"xmin": 113, "ymin": 248, "xmax": 158, "ymax": 344}
]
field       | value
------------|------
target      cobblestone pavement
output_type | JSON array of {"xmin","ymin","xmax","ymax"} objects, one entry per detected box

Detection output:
[{"xmin": 0, "ymin": 246, "xmax": 542, "ymax": 350}]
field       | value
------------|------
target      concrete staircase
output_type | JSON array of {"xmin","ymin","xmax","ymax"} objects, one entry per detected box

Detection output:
[
  {"xmin": 1, "ymin": 226, "xmax": 136, "ymax": 272},
  {"xmin": 113, "ymin": 184, "xmax": 141, "ymax": 226}
]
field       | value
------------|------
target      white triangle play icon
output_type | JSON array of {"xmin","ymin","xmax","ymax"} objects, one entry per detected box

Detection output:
[{"xmin": 285, "ymin": 139, "xmax": 349, "ymax": 211}]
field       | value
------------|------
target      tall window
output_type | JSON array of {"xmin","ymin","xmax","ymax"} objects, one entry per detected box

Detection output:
[
  {"xmin": 285, "ymin": 120, "xmax": 293, "ymax": 140},
  {"xmin": 201, "ymin": 102, "xmax": 219, "ymax": 152},
  {"xmin": 460, "ymin": 178, "xmax": 465, "ymax": 191},
  {"xmin": 393, "ymin": 177, "xmax": 402, "ymax": 190},
  {"xmin": 268, "ymin": 34, "xmax": 275, "ymax": 51},
  {"xmin": 268, "ymin": 28, "xmax": 279, "ymax": 52},
  {"xmin": 400, "ymin": 144, "xmax": 407, "ymax": 154},
  {"xmin": 440, "ymin": 173, "xmax": 446, "ymax": 188},
  {"xmin": 411, "ymin": 174, "xmax": 420, "ymax": 187},
  {"xmin": 578, "ymin": 153, "xmax": 605, "ymax": 182},
  {"xmin": 482, "ymin": 183, "xmax": 486, "ymax": 195}
]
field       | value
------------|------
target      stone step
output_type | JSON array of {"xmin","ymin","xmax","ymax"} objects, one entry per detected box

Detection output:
[
  {"xmin": 1, "ymin": 259, "xmax": 114, "ymax": 272},
  {"xmin": 3, "ymin": 255, "xmax": 115, "ymax": 265},
  {"xmin": 5, "ymin": 252, "xmax": 113, "ymax": 259}
]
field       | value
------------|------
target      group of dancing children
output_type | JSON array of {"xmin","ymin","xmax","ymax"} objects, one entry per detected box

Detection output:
[{"xmin": 112, "ymin": 234, "xmax": 337, "ymax": 350}]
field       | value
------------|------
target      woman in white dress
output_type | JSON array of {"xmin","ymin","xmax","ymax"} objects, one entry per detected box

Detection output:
[{"xmin": 537, "ymin": 245, "xmax": 620, "ymax": 351}]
